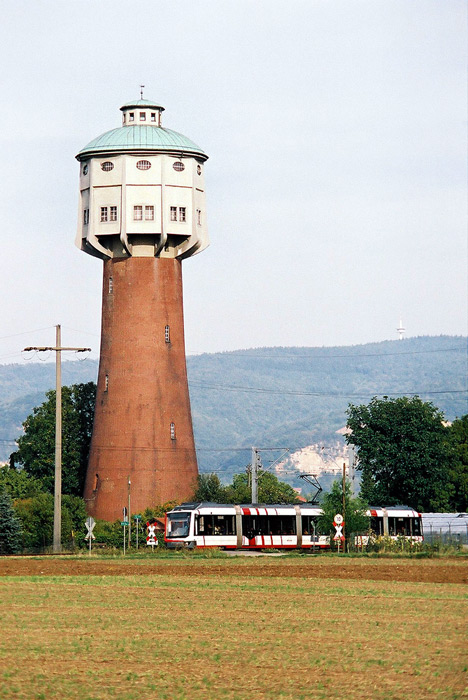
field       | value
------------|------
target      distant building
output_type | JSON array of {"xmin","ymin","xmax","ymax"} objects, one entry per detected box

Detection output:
[{"xmin": 76, "ymin": 97, "xmax": 209, "ymax": 520}]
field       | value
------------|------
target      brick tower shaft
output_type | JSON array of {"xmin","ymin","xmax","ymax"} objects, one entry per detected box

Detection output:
[{"xmin": 83, "ymin": 257, "xmax": 198, "ymax": 520}]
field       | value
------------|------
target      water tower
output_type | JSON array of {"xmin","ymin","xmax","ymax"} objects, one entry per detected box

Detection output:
[{"xmin": 76, "ymin": 96, "xmax": 208, "ymax": 520}]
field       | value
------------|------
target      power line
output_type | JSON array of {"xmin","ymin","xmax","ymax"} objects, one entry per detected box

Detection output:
[
  {"xmin": 187, "ymin": 345, "xmax": 466, "ymax": 360},
  {"xmin": 0, "ymin": 326, "xmax": 54, "ymax": 342},
  {"xmin": 188, "ymin": 380, "xmax": 467, "ymax": 398}
]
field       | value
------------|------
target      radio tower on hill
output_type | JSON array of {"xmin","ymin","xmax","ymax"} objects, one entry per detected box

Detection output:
[
  {"xmin": 76, "ymin": 96, "xmax": 208, "ymax": 520},
  {"xmin": 397, "ymin": 318, "xmax": 405, "ymax": 340}
]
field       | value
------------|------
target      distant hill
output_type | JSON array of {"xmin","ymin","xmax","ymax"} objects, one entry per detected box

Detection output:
[{"xmin": 0, "ymin": 336, "xmax": 466, "ymax": 484}]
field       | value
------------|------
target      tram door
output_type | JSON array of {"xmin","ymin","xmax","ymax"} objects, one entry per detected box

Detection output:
[{"xmin": 242, "ymin": 515, "xmax": 257, "ymax": 545}]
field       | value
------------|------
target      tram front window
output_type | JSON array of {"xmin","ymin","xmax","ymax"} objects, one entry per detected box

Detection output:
[{"xmin": 167, "ymin": 513, "xmax": 190, "ymax": 538}]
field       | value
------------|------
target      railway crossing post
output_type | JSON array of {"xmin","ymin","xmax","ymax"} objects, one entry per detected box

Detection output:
[
  {"xmin": 84, "ymin": 516, "xmax": 95, "ymax": 555},
  {"xmin": 146, "ymin": 523, "xmax": 158, "ymax": 551},
  {"xmin": 334, "ymin": 513, "xmax": 345, "ymax": 553}
]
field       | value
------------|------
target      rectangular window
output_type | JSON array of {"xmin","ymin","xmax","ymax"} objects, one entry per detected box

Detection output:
[
  {"xmin": 196, "ymin": 209, "xmax": 201, "ymax": 226},
  {"xmin": 134, "ymin": 206, "xmax": 143, "ymax": 221},
  {"xmin": 170, "ymin": 422, "xmax": 176, "ymax": 440},
  {"xmin": 151, "ymin": 113, "xmax": 156, "ymax": 122},
  {"xmin": 301, "ymin": 516, "xmax": 318, "ymax": 537},
  {"xmin": 129, "ymin": 112, "xmax": 134, "ymax": 121},
  {"xmin": 170, "ymin": 206, "xmax": 177, "ymax": 222},
  {"xmin": 165, "ymin": 325, "xmax": 170, "ymax": 343},
  {"xmin": 83, "ymin": 209, "xmax": 89, "ymax": 225},
  {"xmin": 179, "ymin": 207, "xmax": 186, "ymax": 222},
  {"xmin": 196, "ymin": 515, "xmax": 235, "ymax": 536},
  {"xmin": 110, "ymin": 206, "xmax": 117, "ymax": 222},
  {"xmin": 140, "ymin": 112, "xmax": 146, "ymax": 121},
  {"xmin": 109, "ymin": 277, "xmax": 113, "ymax": 294},
  {"xmin": 145, "ymin": 205, "xmax": 154, "ymax": 221},
  {"xmin": 104, "ymin": 374, "xmax": 109, "ymax": 392},
  {"xmin": 100, "ymin": 207, "xmax": 108, "ymax": 222}
]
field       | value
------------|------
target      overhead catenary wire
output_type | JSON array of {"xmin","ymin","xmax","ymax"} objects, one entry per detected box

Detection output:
[
  {"xmin": 186, "ymin": 345, "xmax": 466, "ymax": 359},
  {"xmin": 188, "ymin": 380, "xmax": 467, "ymax": 398},
  {"xmin": 0, "ymin": 326, "xmax": 55, "ymax": 342}
]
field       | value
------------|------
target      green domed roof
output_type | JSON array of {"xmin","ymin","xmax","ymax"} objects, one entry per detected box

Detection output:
[
  {"xmin": 77, "ymin": 125, "xmax": 207, "ymax": 161},
  {"xmin": 119, "ymin": 98, "xmax": 164, "ymax": 111}
]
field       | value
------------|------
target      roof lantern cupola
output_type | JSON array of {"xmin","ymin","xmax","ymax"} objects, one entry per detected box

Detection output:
[{"xmin": 120, "ymin": 98, "xmax": 165, "ymax": 127}]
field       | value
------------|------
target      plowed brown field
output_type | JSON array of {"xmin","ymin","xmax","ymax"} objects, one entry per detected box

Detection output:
[{"xmin": 0, "ymin": 554, "xmax": 467, "ymax": 584}]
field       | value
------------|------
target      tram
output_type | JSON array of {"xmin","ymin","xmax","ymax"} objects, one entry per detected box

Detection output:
[
  {"xmin": 165, "ymin": 502, "xmax": 328, "ymax": 549},
  {"xmin": 163, "ymin": 502, "xmax": 423, "ymax": 550},
  {"xmin": 367, "ymin": 506, "xmax": 423, "ymax": 540}
]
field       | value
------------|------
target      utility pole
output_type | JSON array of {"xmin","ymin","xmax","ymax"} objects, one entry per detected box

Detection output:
[
  {"xmin": 347, "ymin": 444, "xmax": 356, "ymax": 495},
  {"xmin": 127, "ymin": 475, "xmax": 131, "ymax": 548},
  {"xmin": 251, "ymin": 447, "xmax": 260, "ymax": 503},
  {"xmin": 24, "ymin": 325, "xmax": 91, "ymax": 553}
]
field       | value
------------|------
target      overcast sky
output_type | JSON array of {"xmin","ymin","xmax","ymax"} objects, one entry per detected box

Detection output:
[{"xmin": 0, "ymin": 0, "xmax": 466, "ymax": 363}]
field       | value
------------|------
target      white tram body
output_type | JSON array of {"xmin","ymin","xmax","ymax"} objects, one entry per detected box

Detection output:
[
  {"xmin": 165, "ymin": 502, "xmax": 329, "ymax": 550},
  {"xmin": 367, "ymin": 506, "xmax": 423, "ymax": 541},
  {"xmin": 164, "ymin": 502, "xmax": 424, "ymax": 550}
]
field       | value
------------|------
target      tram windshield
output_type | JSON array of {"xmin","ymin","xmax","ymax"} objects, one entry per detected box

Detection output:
[{"xmin": 167, "ymin": 512, "xmax": 190, "ymax": 538}]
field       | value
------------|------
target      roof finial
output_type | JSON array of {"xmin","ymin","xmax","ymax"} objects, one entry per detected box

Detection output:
[{"xmin": 140, "ymin": 84, "xmax": 145, "ymax": 99}]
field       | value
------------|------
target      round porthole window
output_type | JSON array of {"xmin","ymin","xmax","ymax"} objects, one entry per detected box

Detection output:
[
  {"xmin": 136, "ymin": 160, "xmax": 151, "ymax": 170},
  {"xmin": 101, "ymin": 161, "xmax": 114, "ymax": 172},
  {"xmin": 173, "ymin": 161, "xmax": 185, "ymax": 172},
  {"xmin": 197, "ymin": 164, "xmax": 202, "ymax": 175},
  {"xmin": 82, "ymin": 164, "xmax": 88, "ymax": 175}
]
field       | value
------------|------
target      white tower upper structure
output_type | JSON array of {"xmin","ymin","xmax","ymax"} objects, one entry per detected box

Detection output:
[
  {"xmin": 76, "ymin": 98, "xmax": 209, "ymax": 261},
  {"xmin": 397, "ymin": 318, "xmax": 405, "ymax": 340}
]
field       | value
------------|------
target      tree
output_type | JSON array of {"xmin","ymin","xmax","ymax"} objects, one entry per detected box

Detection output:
[
  {"xmin": 0, "ymin": 492, "xmax": 23, "ymax": 554},
  {"xmin": 318, "ymin": 479, "xmax": 368, "ymax": 549},
  {"xmin": 13, "ymin": 382, "xmax": 96, "ymax": 496},
  {"xmin": 13, "ymin": 493, "xmax": 86, "ymax": 551},
  {"xmin": 225, "ymin": 470, "xmax": 300, "ymax": 504},
  {"xmin": 447, "ymin": 415, "xmax": 468, "ymax": 511},
  {"xmin": 193, "ymin": 470, "xmax": 300, "ymax": 504},
  {"xmin": 346, "ymin": 396, "xmax": 453, "ymax": 512},
  {"xmin": 0, "ymin": 464, "xmax": 46, "ymax": 499},
  {"xmin": 194, "ymin": 473, "xmax": 226, "ymax": 502}
]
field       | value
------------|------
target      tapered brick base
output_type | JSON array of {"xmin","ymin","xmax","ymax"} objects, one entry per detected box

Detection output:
[{"xmin": 83, "ymin": 257, "xmax": 198, "ymax": 521}]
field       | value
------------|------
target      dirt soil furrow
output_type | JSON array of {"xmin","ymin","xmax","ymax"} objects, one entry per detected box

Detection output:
[{"xmin": 0, "ymin": 557, "xmax": 467, "ymax": 583}]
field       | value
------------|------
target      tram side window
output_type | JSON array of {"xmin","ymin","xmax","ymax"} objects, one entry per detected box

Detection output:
[
  {"xmin": 370, "ymin": 517, "xmax": 383, "ymax": 536},
  {"xmin": 390, "ymin": 517, "xmax": 409, "ymax": 536},
  {"xmin": 302, "ymin": 515, "xmax": 318, "ymax": 535},
  {"xmin": 253, "ymin": 516, "xmax": 269, "ymax": 535},
  {"xmin": 196, "ymin": 515, "xmax": 235, "ymax": 536},
  {"xmin": 214, "ymin": 515, "xmax": 235, "ymax": 535},
  {"xmin": 411, "ymin": 518, "xmax": 421, "ymax": 536},
  {"xmin": 269, "ymin": 516, "xmax": 296, "ymax": 536},
  {"xmin": 394, "ymin": 518, "xmax": 410, "ymax": 537}
]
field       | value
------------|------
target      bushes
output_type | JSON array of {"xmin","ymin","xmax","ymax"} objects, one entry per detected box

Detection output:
[
  {"xmin": 13, "ymin": 493, "xmax": 86, "ymax": 551},
  {"xmin": 0, "ymin": 492, "xmax": 23, "ymax": 554}
]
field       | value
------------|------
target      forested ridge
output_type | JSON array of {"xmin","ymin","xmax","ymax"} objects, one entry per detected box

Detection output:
[{"xmin": 0, "ymin": 335, "xmax": 465, "ymax": 477}]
